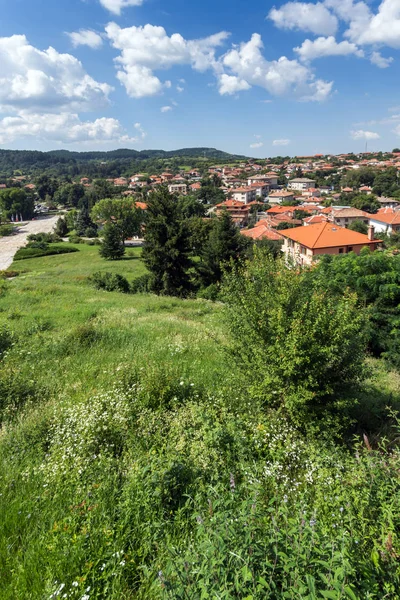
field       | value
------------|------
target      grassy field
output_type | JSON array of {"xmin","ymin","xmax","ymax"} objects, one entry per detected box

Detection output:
[{"xmin": 1, "ymin": 244, "xmax": 400, "ymax": 599}]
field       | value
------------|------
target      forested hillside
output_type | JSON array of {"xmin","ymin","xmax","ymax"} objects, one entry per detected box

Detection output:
[{"xmin": 0, "ymin": 148, "xmax": 248, "ymax": 179}]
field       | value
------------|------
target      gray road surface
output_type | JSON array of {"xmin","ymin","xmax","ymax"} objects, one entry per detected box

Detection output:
[{"xmin": 0, "ymin": 215, "xmax": 59, "ymax": 271}]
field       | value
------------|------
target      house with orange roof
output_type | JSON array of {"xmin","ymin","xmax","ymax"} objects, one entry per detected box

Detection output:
[
  {"xmin": 280, "ymin": 222, "xmax": 381, "ymax": 266},
  {"xmin": 303, "ymin": 215, "xmax": 328, "ymax": 226},
  {"xmin": 369, "ymin": 210, "xmax": 400, "ymax": 235},
  {"xmin": 268, "ymin": 190, "xmax": 295, "ymax": 205},
  {"xmin": 241, "ymin": 221, "xmax": 283, "ymax": 241},
  {"xmin": 215, "ymin": 200, "xmax": 250, "ymax": 227}
]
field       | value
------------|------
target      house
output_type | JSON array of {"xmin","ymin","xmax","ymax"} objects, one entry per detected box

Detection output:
[
  {"xmin": 215, "ymin": 200, "xmax": 250, "ymax": 227},
  {"xmin": 287, "ymin": 178, "xmax": 316, "ymax": 191},
  {"xmin": 268, "ymin": 190, "xmax": 295, "ymax": 205},
  {"xmin": 281, "ymin": 222, "xmax": 381, "ymax": 266},
  {"xmin": 114, "ymin": 178, "xmax": 128, "ymax": 187},
  {"xmin": 302, "ymin": 188, "xmax": 321, "ymax": 198},
  {"xmin": 369, "ymin": 209, "xmax": 400, "ymax": 235},
  {"xmin": 377, "ymin": 197, "xmax": 400, "ymax": 209},
  {"xmin": 303, "ymin": 215, "xmax": 328, "ymax": 226},
  {"xmin": 231, "ymin": 187, "xmax": 257, "ymax": 204},
  {"xmin": 190, "ymin": 183, "xmax": 201, "ymax": 192},
  {"xmin": 359, "ymin": 185, "xmax": 373, "ymax": 194},
  {"xmin": 331, "ymin": 208, "xmax": 370, "ymax": 228},
  {"xmin": 319, "ymin": 186, "xmax": 331, "ymax": 195},
  {"xmin": 266, "ymin": 206, "xmax": 298, "ymax": 218},
  {"xmin": 249, "ymin": 183, "xmax": 269, "ymax": 199},
  {"xmin": 168, "ymin": 184, "xmax": 187, "ymax": 195},
  {"xmin": 247, "ymin": 176, "xmax": 270, "ymax": 186},
  {"xmin": 342, "ymin": 187, "xmax": 354, "ymax": 193},
  {"xmin": 241, "ymin": 221, "xmax": 283, "ymax": 241}
]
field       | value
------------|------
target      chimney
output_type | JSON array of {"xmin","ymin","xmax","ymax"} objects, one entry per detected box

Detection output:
[{"xmin": 368, "ymin": 225, "xmax": 375, "ymax": 241}]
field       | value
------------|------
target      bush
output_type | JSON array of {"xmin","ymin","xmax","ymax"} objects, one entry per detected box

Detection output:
[
  {"xmin": 90, "ymin": 271, "xmax": 131, "ymax": 294},
  {"xmin": 197, "ymin": 283, "xmax": 220, "ymax": 301},
  {"xmin": 27, "ymin": 232, "xmax": 62, "ymax": 243},
  {"xmin": 85, "ymin": 226, "xmax": 98, "ymax": 238},
  {"xmin": 0, "ymin": 326, "xmax": 13, "ymax": 358},
  {"xmin": 0, "ymin": 224, "xmax": 14, "ymax": 237},
  {"xmin": 222, "ymin": 250, "xmax": 368, "ymax": 426},
  {"xmin": 68, "ymin": 235, "xmax": 83, "ymax": 244},
  {"xmin": 0, "ymin": 270, "xmax": 19, "ymax": 279},
  {"xmin": 14, "ymin": 245, "xmax": 79, "ymax": 260},
  {"xmin": 130, "ymin": 273, "xmax": 152, "ymax": 294}
]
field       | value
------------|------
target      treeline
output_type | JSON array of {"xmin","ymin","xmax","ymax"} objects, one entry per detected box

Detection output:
[{"xmin": 0, "ymin": 148, "xmax": 247, "ymax": 179}]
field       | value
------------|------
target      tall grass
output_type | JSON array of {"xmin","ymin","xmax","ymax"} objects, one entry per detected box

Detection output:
[{"xmin": 0, "ymin": 245, "xmax": 399, "ymax": 599}]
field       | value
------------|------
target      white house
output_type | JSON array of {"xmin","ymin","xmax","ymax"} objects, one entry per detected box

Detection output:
[
  {"xmin": 232, "ymin": 187, "xmax": 257, "ymax": 204},
  {"xmin": 288, "ymin": 178, "xmax": 316, "ymax": 192}
]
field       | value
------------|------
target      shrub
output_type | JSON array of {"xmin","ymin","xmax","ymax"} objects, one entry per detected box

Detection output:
[
  {"xmin": 85, "ymin": 226, "xmax": 98, "ymax": 238},
  {"xmin": 0, "ymin": 224, "xmax": 14, "ymax": 237},
  {"xmin": 90, "ymin": 271, "xmax": 130, "ymax": 294},
  {"xmin": 222, "ymin": 250, "xmax": 369, "ymax": 425},
  {"xmin": 68, "ymin": 235, "xmax": 83, "ymax": 244},
  {"xmin": 0, "ymin": 270, "xmax": 19, "ymax": 279},
  {"xmin": 197, "ymin": 283, "xmax": 220, "ymax": 301},
  {"xmin": 14, "ymin": 245, "xmax": 78, "ymax": 260},
  {"xmin": 130, "ymin": 273, "xmax": 152, "ymax": 294},
  {"xmin": 0, "ymin": 326, "xmax": 13, "ymax": 358},
  {"xmin": 27, "ymin": 232, "xmax": 62, "ymax": 243}
]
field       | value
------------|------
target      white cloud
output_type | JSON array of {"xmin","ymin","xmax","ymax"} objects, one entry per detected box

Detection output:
[
  {"xmin": 370, "ymin": 51, "xmax": 394, "ymax": 68},
  {"xmin": 106, "ymin": 22, "xmax": 229, "ymax": 98},
  {"xmin": 273, "ymin": 139, "xmax": 291, "ymax": 146},
  {"xmin": 99, "ymin": 0, "xmax": 144, "ymax": 15},
  {"xmin": 394, "ymin": 124, "xmax": 400, "ymax": 136},
  {"xmin": 67, "ymin": 30, "xmax": 103, "ymax": 49},
  {"xmin": 218, "ymin": 74, "xmax": 251, "ymax": 95},
  {"xmin": 294, "ymin": 36, "xmax": 363, "ymax": 61},
  {"xmin": 268, "ymin": 2, "xmax": 338, "ymax": 35},
  {"xmin": 176, "ymin": 85, "xmax": 184, "ymax": 92},
  {"xmin": 250, "ymin": 142, "xmax": 264, "ymax": 148},
  {"xmin": 351, "ymin": 129, "xmax": 380, "ymax": 140},
  {"xmin": 0, "ymin": 111, "xmax": 143, "ymax": 145},
  {"xmin": 254, "ymin": 134, "xmax": 262, "ymax": 139},
  {"xmin": 220, "ymin": 33, "xmax": 333, "ymax": 101},
  {"xmin": 0, "ymin": 34, "xmax": 112, "ymax": 113},
  {"xmin": 161, "ymin": 105, "xmax": 172, "ymax": 112}
]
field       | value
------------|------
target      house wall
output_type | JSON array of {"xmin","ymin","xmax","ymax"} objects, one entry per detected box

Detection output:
[
  {"xmin": 333, "ymin": 216, "xmax": 370, "ymax": 228},
  {"xmin": 283, "ymin": 239, "xmax": 380, "ymax": 265}
]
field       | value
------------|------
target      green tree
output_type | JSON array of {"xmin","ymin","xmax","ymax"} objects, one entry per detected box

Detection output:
[
  {"xmin": 348, "ymin": 219, "xmax": 368, "ymax": 234},
  {"xmin": 198, "ymin": 210, "xmax": 248, "ymax": 287},
  {"xmin": 75, "ymin": 206, "xmax": 95, "ymax": 236},
  {"xmin": 142, "ymin": 187, "xmax": 193, "ymax": 297},
  {"xmin": 99, "ymin": 223, "xmax": 125, "ymax": 260},
  {"xmin": 91, "ymin": 198, "xmax": 141, "ymax": 244},
  {"xmin": 0, "ymin": 188, "xmax": 34, "ymax": 220},
  {"xmin": 35, "ymin": 175, "xmax": 59, "ymax": 201},
  {"xmin": 351, "ymin": 194, "xmax": 380, "ymax": 214},
  {"xmin": 55, "ymin": 217, "xmax": 68, "ymax": 237},
  {"xmin": 223, "ymin": 250, "xmax": 368, "ymax": 423}
]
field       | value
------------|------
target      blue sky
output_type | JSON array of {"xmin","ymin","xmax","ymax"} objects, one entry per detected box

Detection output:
[{"xmin": 0, "ymin": 0, "xmax": 399, "ymax": 156}]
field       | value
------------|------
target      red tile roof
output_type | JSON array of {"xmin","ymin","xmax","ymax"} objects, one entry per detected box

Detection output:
[{"xmin": 280, "ymin": 222, "xmax": 381, "ymax": 249}]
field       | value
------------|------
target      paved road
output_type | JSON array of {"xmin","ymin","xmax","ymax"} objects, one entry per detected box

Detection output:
[{"xmin": 0, "ymin": 215, "xmax": 59, "ymax": 271}]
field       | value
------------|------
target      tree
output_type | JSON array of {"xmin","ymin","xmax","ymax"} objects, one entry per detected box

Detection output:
[
  {"xmin": 142, "ymin": 187, "xmax": 193, "ymax": 297},
  {"xmin": 55, "ymin": 217, "xmax": 68, "ymax": 237},
  {"xmin": 223, "ymin": 250, "xmax": 368, "ymax": 423},
  {"xmin": 0, "ymin": 188, "xmax": 34, "ymax": 220},
  {"xmin": 197, "ymin": 179, "xmax": 226, "ymax": 205},
  {"xmin": 91, "ymin": 198, "xmax": 141, "ymax": 244},
  {"xmin": 99, "ymin": 223, "xmax": 125, "ymax": 260},
  {"xmin": 351, "ymin": 194, "xmax": 380, "ymax": 214},
  {"xmin": 198, "ymin": 210, "xmax": 248, "ymax": 288},
  {"xmin": 35, "ymin": 175, "xmax": 59, "ymax": 201},
  {"xmin": 75, "ymin": 206, "xmax": 95, "ymax": 236},
  {"xmin": 348, "ymin": 220, "xmax": 368, "ymax": 234}
]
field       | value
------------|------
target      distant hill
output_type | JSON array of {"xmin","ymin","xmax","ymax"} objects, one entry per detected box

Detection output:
[{"xmin": 0, "ymin": 148, "xmax": 246, "ymax": 178}]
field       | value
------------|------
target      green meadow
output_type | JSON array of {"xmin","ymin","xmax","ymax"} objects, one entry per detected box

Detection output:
[{"xmin": 1, "ymin": 244, "xmax": 400, "ymax": 599}]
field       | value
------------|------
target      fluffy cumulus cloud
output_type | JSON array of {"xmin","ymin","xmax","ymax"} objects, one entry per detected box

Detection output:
[
  {"xmin": 273, "ymin": 139, "xmax": 291, "ymax": 146},
  {"xmin": 0, "ymin": 34, "xmax": 112, "ymax": 113},
  {"xmin": 268, "ymin": 2, "xmax": 338, "ymax": 35},
  {"xmin": 160, "ymin": 105, "xmax": 172, "ymax": 113},
  {"xmin": 294, "ymin": 36, "xmax": 363, "ymax": 61},
  {"xmin": 218, "ymin": 74, "xmax": 251, "ymax": 95},
  {"xmin": 370, "ymin": 51, "xmax": 394, "ymax": 68},
  {"xmin": 0, "ymin": 111, "xmax": 144, "ymax": 145},
  {"xmin": 220, "ymin": 34, "xmax": 333, "ymax": 101},
  {"xmin": 106, "ymin": 22, "xmax": 229, "ymax": 98},
  {"xmin": 250, "ymin": 141, "xmax": 264, "ymax": 148},
  {"xmin": 67, "ymin": 29, "xmax": 103, "ymax": 49},
  {"xmin": 99, "ymin": 0, "xmax": 144, "ymax": 15},
  {"xmin": 350, "ymin": 129, "xmax": 380, "ymax": 140},
  {"xmin": 272, "ymin": 0, "xmax": 400, "ymax": 53}
]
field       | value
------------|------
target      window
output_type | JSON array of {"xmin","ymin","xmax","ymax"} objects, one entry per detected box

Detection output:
[
  {"xmin": 347, "ymin": 247, "xmax": 353, "ymax": 253},
  {"xmin": 339, "ymin": 248, "xmax": 344, "ymax": 254}
]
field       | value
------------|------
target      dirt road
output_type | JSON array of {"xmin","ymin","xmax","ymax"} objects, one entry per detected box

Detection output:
[{"xmin": 0, "ymin": 215, "xmax": 59, "ymax": 271}]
